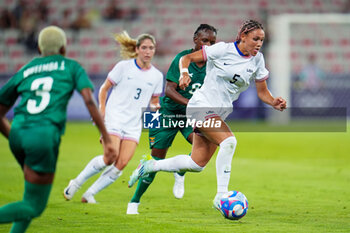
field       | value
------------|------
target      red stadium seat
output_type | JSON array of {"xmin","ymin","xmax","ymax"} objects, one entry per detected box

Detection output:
[
  {"xmin": 5, "ymin": 37, "xmax": 17, "ymax": 46},
  {"xmin": 67, "ymin": 50, "xmax": 80, "ymax": 59},
  {"xmin": 0, "ymin": 63, "xmax": 9, "ymax": 73},
  {"xmin": 88, "ymin": 63, "xmax": 102, "ymax": 74},
  {"xmin": 340, "ymin": 38, "xmax": 350, "ymax": 47},
  {"xmin": 9, "ymin": 49, "xmax": 24, "ymax": 59},
  {"xmin": 14, "ymin": 62, "xmax": 25, "ymax": 71},
  {"xmin": 85, "ymin": 50, "xmax": 98, "ymax": 59},
  {"xmin": 103, "ymin": 50, "xmax": 116, "ymax": 59},
  {"xmin": 79, "ymin": 37, "xmax": 93, "ymax": 47},
  {"xmin": 98, "ymin": 37, "xmax": 111, "ymax": 46},
  {"xmin": 331, "ymin": 64, "xmax": 343, "ymax": 73}
]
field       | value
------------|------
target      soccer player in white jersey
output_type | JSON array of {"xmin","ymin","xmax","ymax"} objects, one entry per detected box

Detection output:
[
  {"xmin": 128, "ymin": 20, "xmax": 287, "ymax": 211},
  {"xmin": 63, "ymin": 31, "xmax": 163, "ymax": 204}
]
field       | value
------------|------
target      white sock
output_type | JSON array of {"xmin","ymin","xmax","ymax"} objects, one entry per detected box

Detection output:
[
  {"xmin": 85, "ymin": 165, "xmax": 122, "ymax": 195},
  {"xmin": 153, "ymin": 154, "xmax": 204, "ymax": 173},
  {"xmin": 74, "ymin": 155, "xmax": 106, "ymax": 186},
  {"xmin": 216, "ymin": 136, "xmax": 237, "ymax": 194}
]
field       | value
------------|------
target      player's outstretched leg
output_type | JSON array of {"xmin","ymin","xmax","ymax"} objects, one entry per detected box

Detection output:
[{"xmin": 128, "ymin": 154, "xmax": 204, "ymax": 188}]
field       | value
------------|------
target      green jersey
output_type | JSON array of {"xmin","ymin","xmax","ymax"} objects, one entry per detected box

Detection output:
[
  {"xmin": 0, "ymin": 55, "xmax": 93, "ymax": 134},
  {"xmin": 161, "ymin": 49, "xmax": 206, "ymax": 112}
]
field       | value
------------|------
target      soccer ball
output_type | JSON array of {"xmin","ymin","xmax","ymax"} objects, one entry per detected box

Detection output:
[{"xmin": 218, "ymin": 191, "xmax": 248, "ymax": 220}]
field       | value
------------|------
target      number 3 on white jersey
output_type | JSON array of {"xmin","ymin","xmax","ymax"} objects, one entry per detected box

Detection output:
[{"xmin": 27, "ymin": 77, "xmax": 53, "ymax": 114}]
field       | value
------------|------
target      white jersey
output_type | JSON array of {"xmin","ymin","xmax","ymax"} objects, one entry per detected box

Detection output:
[
  {"xmin": 189, "ymin": 41, "xmax": 269, "ymax": 110},
  {"xmin": 105, "ymin": 59, "xmax": 163, "ymax": 140}
]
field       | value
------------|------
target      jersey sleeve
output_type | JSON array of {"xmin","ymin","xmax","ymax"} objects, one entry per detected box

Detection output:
[
  {"xmin": 254, "ymin": 53, "xmax": 269, "ymax": 82},
  {"xmin": 0, "ymin": 74, "xmax": 20, "ymax": 106},
  {"xmin": 202, "ymin": 42, "xmax": 227, "ymax": 61},
  {"xmin": 107, "ymin": 61, "xmax": 124, "ymax": 85},
  {"xmin": 153, "ymin": 72, "xmax": 164, "ymax": 96},
  {"xmin": 73, "ymin": 62, "xmax": 94, "ymax": 92},
  {"xmin": 166, "ymin": 55, "xmax": 181, "ymax": 84}
]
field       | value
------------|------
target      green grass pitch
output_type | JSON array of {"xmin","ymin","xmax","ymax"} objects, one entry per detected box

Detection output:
[{"xmin": 0, "ymin": 121, "xmax": 349, "ymax": 233}]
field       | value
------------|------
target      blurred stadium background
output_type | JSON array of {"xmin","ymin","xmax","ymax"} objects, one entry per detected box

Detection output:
[{"xmin": 0, "ymin": 0, "xmax": 349, "ymax": 125}]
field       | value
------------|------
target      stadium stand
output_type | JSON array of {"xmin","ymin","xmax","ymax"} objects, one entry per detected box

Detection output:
[{"xmin": 1, "ymin": 0, "xmax": 349, "ymax": 74}]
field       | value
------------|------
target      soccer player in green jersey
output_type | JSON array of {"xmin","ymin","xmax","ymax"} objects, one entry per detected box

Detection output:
[
  {"xmin": 0, "ymin": 26, "xmax": 116, "ymax": 233},
  {"xmin": 127, "ymin": 24, "xmax": 217, "ymax": 214}
]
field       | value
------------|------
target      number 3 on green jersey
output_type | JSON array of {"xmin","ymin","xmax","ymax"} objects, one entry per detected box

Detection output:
[{"xmin": 27, "ymin": 77, "xmax": 53, "ymax": 114}]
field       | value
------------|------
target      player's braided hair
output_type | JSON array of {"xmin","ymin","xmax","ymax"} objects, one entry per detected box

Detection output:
[
  {"xmin": 236, "ymin": 20, "xmax": 264, "ymax": 43},
  {"xmin": 193, "ymin": 24, "xmax": 218, "ymax": 38},
  {"xmin": 114, "ymin": 31, "xmax": 156, "ymax": 59}
]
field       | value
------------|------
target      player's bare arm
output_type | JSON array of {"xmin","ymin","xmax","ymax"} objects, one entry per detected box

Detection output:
[
  {"xmin": 0, "ymin": 104, "xmax": 11, "ymax": 138},
  {"xmin": 80, "ymin": 88, "xmax": 116, "ymax": 160},
  {"xmin": 165, "ymin": 81, "xmax": 189, "ymax": 105},
  {"xmin": 179, "ymin": 50, "xmax": 204, "ymax": 90},
  {"xmin": 255, "ymin": 80, "xmax": 287, "ymax": 111},
  {"xmin": 98, "ymin": 78, "xmax": 114, "ymax": 118}
]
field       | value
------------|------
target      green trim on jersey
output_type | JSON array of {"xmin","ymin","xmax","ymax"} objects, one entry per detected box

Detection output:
[
  {"xmin": 0, "ymin": 55, "xmax": 94, "ymax": 134},
  {"xmin": 162, "ymin": 49, "xmax": 206, "ymax": 112}
]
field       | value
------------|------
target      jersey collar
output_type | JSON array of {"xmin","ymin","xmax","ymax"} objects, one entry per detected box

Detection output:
[
  {"xmin": 134, "ymin": 59, "xmax": 152, "ymax": 71},
  {"xmin": 234, "ymin": 41, "xmax": 251, "ymax": 58}
]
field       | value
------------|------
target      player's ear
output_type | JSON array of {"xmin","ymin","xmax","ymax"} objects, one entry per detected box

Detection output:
[
  {"xmin": 241, "ymin": 33, "xmax": 246, "ymax": 43},
  {"xmin": 193, "ymin": 35, "xmax": 198, "ymax": 44},
  {"xmin": 59, "ymin": 46, "xmax": 66, "ymax": 56}
]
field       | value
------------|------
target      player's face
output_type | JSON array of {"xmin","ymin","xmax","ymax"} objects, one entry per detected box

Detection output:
[
  {"xmin": 136, "ymin": 39, "xmax": 156, "ymax": 63},
  {"xmin": 193, "ymin": 30, "xmax": 217, "ymax": 51},
  {"xmin": 241, "ymin": 29, "xmax": 265, "ymax": 56}
]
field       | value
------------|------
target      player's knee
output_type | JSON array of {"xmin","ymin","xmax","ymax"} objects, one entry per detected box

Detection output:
[
  {"xmin": 116, "ymin": 158, "xmax": 130, "ymax": 170},
  {"xmin": 104, "ymin": 155, "xmax": 116, "ymax": 166},
  {"xmin": 26, "ymin": 203, "xmax": 46, "ymax": 218}
]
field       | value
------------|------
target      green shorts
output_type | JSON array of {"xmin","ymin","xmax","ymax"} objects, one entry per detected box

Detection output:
[
  {"xmin": 149, "ymin": 107, "xmax": 193, "ymax": 149},
  {"xmin": 9, "ymin": 124, "xmax": 61, "ymax": 173}
]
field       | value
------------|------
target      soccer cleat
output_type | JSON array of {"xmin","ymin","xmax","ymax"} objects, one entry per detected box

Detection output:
[
  {"xmin": 213, "ymin": 193, "xmax": 223, "ymax": 211},
  {"xmin": 126, "ymin": 202, "xmax": 140, "ymax": 215},
  {"xmin": 128, "ymin": 155, "xmax": 154, "ymax": 188},
  {"xmin": 63, "ymin": 180, "xmax": 81, "ymax": 201},
  {"xmin": 173, "ymin": 173, "xmax": 185, "ymax": 199},
  {"xmin": 81, "ymin": 192, "xmax": 97, "ymax": 204}
]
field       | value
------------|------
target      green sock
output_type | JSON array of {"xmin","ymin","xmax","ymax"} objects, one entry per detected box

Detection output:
[
  {"xmin": 177, "ymin": 152, "xmax": 191, "ymax": 176},
  {"xmin": 130, "ymin": 156, "xmax": 162, "ymax": 203},
  {"xmin": 0, "ymin": 181, "xmax": 52, "ymax": 233}
]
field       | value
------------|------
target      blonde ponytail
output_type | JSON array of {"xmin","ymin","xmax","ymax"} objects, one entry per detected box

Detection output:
[
  {"xmin": 114, "ymin": 31, "xmax": 137, "ymax": 59},
  {"xmin": 114, "ymin": 31, "xmax": 156, "ymax": 59}
]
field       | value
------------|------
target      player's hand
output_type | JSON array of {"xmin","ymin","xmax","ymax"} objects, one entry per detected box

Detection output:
[
  {"xmin": 179, "ymin": 73, "xmax": 191, "ymax": 90},
  {"xmin": 272, "ymin": 97, "xmax": 287, "ymax": 111},
  {"xmin": 150, "ymin": 103, "xmax": 161, "ymax": 111}
]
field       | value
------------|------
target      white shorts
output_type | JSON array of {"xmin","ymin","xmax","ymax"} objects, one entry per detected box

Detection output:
[
  {"xmin": 105, "ymin": 122, "xmax": 141, "ymax": 144},
  {"xmin": 186, "ymin": 96, "xmax": 232, "ymax": 123}
]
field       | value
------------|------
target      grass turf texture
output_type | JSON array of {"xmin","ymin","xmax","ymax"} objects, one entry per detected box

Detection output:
[{"xmin": 0, "ymin": 121, "xmax": 349, "ymax": 233}]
